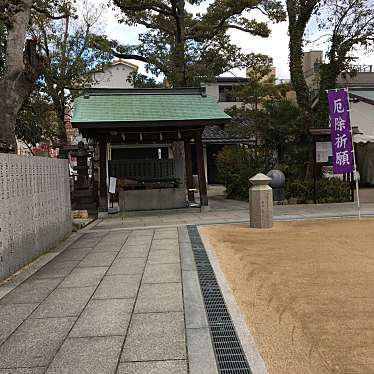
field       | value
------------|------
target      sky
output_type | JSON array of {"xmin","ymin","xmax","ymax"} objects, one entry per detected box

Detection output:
[{"xmin": 97, "ymin": 0, "xmax": 373, "ymax": 81}]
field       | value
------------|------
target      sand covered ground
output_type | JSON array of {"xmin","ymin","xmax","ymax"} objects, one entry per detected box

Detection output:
[{"xmin": 200, "ymin": 219, "xmax": 374, "ymax": 374}]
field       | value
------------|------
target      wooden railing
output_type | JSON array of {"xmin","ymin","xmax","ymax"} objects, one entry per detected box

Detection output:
[{"xmin": 109, "ymin": 159, "xmax": 176, "ymax": 182}]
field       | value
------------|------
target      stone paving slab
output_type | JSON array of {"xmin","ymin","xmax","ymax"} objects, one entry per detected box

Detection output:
[
  {"xmin": 135, "ymin": 283, "xmax": 183, "ymax": 313},
  {"xmin": 30, "ymin": 286, "xmax": 96, "ymax": 318},
  {"xmin": 57, "ymin": 247, "xmax": 93, "ymax": 262},
  {"xmin": 91, "ymin": 243, "xmax": 123, "ymax": 252},
  {"xmin": 127, "ymin": 229, "xmax": 154, "ymax": 236},
  {"xmin": 153, "ymin": 234, "xmax": 180, "ymax": 240},
  {"xmin": 126, "ymin": 237, "xmax": 153, "ymax": 246},
  {"xmin": 0, "ymin": 224, "xmax": 221, "ymax": 374},
  {"xmin": 32, "ymin": 260, "xmax": 79, "ymax": 280},
  {"xmin": 143, "ymin": 263, "xmax": 181, "ymax": 284},
  {"xmin": 118, "ymin": 245, "xmax": 149, "ymax": 258},
  {"xmin": 46, "ymin": 336, "xmax": 123, "ymax": 374},
  {"xmin": 121, "ymin": 312, "xmax": 186, "ymax": 362},
  {"xmin": 59, "ymin": 267, "xmax": 107, "ymax": 288},
  {"xmin": 0, "ymin": 278, "xmax": 63, "ymax": 305},
  {"xmin": 68, "ymin": 240, "xmax": 99, "ymax": 249},
  {"xmin": 0, "ymin": 303, "xmax": 38, "ymax": 345},
  {"xmin": 93, "ymin": 274, "xmax": 141, "ymax": 299},
  {"xmin": 151, "ymin": 239, "xmax": 179, "ymax": 250},
  {"xmin": 0, "ymin": 368, "xmax": 46, "ymax": 374},
  {"xmin": 107, "ymin": 258, "xmax": 146, "ymax": 275},
  {"xmin": 69, "ymin": 298, "xmax": 134, "ymax": 337},
  {"xmin": 117, "ymin": 360, "xmax": 188, "ymax": 374},
  {"xmin": 148, "ymin": 249, "xmax": 180, "ymax": 264},
  {"xmin": 78, "ymin": 252, "xmax": 117, "ymax": 267},
  {"xmin": 0, "ymin": 317, "xmax": 75, "ymax": 368}
]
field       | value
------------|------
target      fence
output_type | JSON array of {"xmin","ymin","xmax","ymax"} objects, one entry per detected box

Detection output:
[
  {"xmin": 109, "ymin": 159, "xmax": 176, "ymax": 181},
  {"xmin": 0, "ymin": 154, "xmax": 72, "ymax": 281}
]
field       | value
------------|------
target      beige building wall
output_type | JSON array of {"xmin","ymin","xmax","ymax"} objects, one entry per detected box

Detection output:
[
  {"xmin": 246, "ymin": 66, "xmax": 276, "ymax": 82},
  {"xmin": 92, "ymin": 60, "xmax": 138, "ymax": 89},
  {"xmin": 303, "ymin": 51, "xmax": 323, "ymax": 74}
]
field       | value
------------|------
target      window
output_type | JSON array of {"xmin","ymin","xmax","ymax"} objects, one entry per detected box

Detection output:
[{"xmin": 218, "ymin": 86, "xmax": 239, "ymax": 102}]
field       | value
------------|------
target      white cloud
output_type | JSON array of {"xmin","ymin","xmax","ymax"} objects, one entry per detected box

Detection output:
[{"xmin": 228, "ymin": 18, "xmax": 290, "ymax": 79}]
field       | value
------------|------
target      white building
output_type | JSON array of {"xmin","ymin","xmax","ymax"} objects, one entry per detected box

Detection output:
[
  {"xmin": 205, "ymin": 77, "xmax": 248, "ymax": 111},
  {"xmin": 91, "ymin": 60, "xmax": 138, "ymax": 89}
]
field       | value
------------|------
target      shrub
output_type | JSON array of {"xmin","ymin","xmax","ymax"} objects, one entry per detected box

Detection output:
[
  {"xmin": 285, "ymin": 177, "xmax": 351, "ymax": 203},
  {"xmin": 216, "ymin": 145, "xmax": 273, "ymax": 200}
]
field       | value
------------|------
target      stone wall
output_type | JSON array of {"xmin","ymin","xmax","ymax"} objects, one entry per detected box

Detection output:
[{"xmin": 0, "ymin": 154, "xmax": 72, "ymax": 281}]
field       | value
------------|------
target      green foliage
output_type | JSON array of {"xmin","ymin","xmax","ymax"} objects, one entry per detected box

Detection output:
[
  {"xmin": 27, "ymin": 0, "xmax": 112, "ymax": 143},
  {"xmin": 218, "ymin": 71, "xmax": 313, "ymax": 201},
  {"xmin": 285, "ymin": 178, "xmax": 351, "ymax": 203},
  {"xmin": 226, "ymin": 97, "xmax": 309, "ymax": 170},
  {"xmin": 313, "ymin": 0, "xmax": 374, "ymax": 128},
  {"xmin": 110, "ymin": 0, "xmax": 286, "ymax": 86},
  {"xmin": 15, "ymin": 91, "xmax": 60, "ymax": 147},
  {"xmin": 216, "ymin": 145, "xmax": 274, "ymax": 200},
  {"xmin": 128, "ymin": 71, "xmax": 164, "ymax": 88}
]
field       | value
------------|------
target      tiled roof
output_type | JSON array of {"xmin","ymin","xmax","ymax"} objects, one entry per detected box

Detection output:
[
  {"xmin": 203, "ymin": 125, "xmax": 252, "ymax": 144},
  {"xmin": 72, "ymin": 89, "xmax": 231, "ymax": 127}
]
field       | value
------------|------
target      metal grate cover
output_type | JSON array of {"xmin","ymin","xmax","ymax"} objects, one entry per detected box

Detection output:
[{"xmin": 187, "ymin": 225, "xmax": 252, "ymax": 374}]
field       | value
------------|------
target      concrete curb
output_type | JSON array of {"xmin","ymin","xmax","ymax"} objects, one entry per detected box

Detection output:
[
  {"xmin": 178, "ymin": 226, "xmax": 219, "ymax": 374},
  {"xmin": 0, "ymin": 220, "xmax": 100, "ymax": 301},
  {"xmin": 199, "ymin": 226, "xmax": 268, "ymax": 374},
  {"xmin": 87, "ymin": 211, "xmax": 374, "ymax": 233}
]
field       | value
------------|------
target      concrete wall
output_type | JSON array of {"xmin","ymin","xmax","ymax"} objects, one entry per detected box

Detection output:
[
  {"xmin": 0, "ymin": 154, "xmax": 72, "ymax": 281},
  {"xmin": 92, "ymin": 63, "xmax": 136, "ymax": 89},
  {"xmin": 119, "ymin": 188, "xmax": 187, "ymax": 211}
]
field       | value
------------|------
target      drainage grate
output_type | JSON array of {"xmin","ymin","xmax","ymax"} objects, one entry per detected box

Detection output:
[{"xmin": 187, "ymin": 225, "xmax": 252, "ymax": 374}]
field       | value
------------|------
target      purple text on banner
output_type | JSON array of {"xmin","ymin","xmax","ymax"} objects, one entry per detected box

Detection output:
[{"xmin": 327, "ymin": 89, "xmax": 354, "ymax": 174}]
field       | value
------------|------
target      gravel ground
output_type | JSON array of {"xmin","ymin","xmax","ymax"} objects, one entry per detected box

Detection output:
[{"xmin": 200, "ymin": 219, "xmax": 374, "ymax": 374}]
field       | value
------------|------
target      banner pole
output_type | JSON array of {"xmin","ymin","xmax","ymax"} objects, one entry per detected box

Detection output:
[{"xmin": 346, "ymin": 88, "xmax": 361, "ymax": 219}]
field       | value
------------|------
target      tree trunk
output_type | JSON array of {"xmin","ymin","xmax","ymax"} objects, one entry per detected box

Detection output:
[
  {"xmin": 0, "ymin": 0, "xmax": 43, "ymax": 153},
  {"xmin": 288, "ymin": 28, "xmax": 312, "ymax": 130},
  {"xmin": 317, "ymin": 61, "xmax": 340, "ymax": 127},
  {"xmin": 173, "ymin": 0, "xmax": 187, "ymax": 87}
]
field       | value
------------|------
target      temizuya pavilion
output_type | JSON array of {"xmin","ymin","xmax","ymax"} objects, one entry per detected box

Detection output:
[{"xmin": 71, "ymin": 87, "xmax": 231, "ymax": 214}]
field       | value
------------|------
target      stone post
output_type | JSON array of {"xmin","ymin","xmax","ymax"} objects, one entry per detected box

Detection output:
[{"xmin": 249, "ymin": 173, "xmax": 273, "ymax": 229}]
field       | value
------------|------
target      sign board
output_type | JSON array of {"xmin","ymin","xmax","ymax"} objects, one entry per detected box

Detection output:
[
  {"xmin": 109, "ymin": 177, "xmax": 117, "ymax": 194},
  {"xmin": 327, "ymin": 89, "xmax": 354, "ymax": 174},
  {"xmin": 316, "ymin": 142, "xmax": 332, "ymax": 163}
]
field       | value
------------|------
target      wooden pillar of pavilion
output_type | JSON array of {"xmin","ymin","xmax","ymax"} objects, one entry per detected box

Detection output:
[
  {"xmin": 98, "ymin": 135, "xmax": 108, "ymax": 212},
  {"xmin": 195, "ymin": 130, "xmax": 208, "ymax": 207},
  {"xmin": 184, "ymin": 139, "xmax": 195, "ymax": 202}
]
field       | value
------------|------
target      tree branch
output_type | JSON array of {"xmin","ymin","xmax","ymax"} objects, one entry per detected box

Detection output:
[
  {"xmin": 111, "ymin": 51, "xmax": 149, "ymax": 63},
  {"xmin": 31, "ymin": 5, "xmax": 70, "ymax": 20}
]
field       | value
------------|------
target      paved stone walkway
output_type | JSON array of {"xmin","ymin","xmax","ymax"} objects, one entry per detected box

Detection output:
[
  {"xmin": 0, "ymin": 226, "xmax": 216, "ymax": 374},
  {"xmin": 2, "ymin": 200, "xmax": 374, "ymax": 374},
  {"xmin": 93, "ymin": 201, "xmax": 374, "ymax": 231}
]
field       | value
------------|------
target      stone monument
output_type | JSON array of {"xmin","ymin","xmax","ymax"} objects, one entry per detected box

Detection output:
[
  {"xmin": 71, "ymin": 141, "xmax": 89, "ymax": 190},
  {"xmin": 267, "ymin": 169, "xmax": 286, "ymax": 202},
  {"xmin": 249, "ymin": 173, "xmax": 273, "ymax": 229}
]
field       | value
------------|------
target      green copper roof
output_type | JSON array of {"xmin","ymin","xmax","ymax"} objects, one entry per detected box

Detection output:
[
  {"xmin": 350, "ymin": 89, "xmax": 374, "ymax": 101},
  {"xmin": 72, "ymin": 89, "xmax": 231, "ymax": 127}
]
